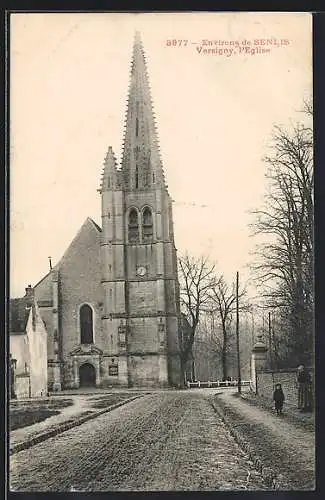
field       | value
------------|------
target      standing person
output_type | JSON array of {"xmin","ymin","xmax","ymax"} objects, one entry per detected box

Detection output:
[
  {"xmin": 10, "ymin": 354, "xmax": 17, "ymax": 399},
  {"xmin": 297, "ymin": 365, "xmax": 313, "ymax": 412},
  {"xmin": 273, "ymin": 383, "xmax": 285, "ymax": 415}
]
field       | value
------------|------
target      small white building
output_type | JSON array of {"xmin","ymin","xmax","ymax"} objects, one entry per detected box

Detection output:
[{"xmin": 10, "ymin": 286, "xmax": 48, "ymax": 399}]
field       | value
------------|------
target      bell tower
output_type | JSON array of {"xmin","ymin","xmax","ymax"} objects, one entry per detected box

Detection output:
[{"xmin": 100, "ymin": 32, "xmax": 182, "ymax": 387}]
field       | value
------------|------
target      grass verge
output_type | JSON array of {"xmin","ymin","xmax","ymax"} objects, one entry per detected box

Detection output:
[
  {"xmin": 10, "ymin": 398, "xmax": 74, "ymax": 431},
  {"xmin": 91, "ymin": 393, "xmax": 145, "ymax": 409},
  {"xmin": 10, "ymin": 409, "xmax": 61, "ymax": 431}
]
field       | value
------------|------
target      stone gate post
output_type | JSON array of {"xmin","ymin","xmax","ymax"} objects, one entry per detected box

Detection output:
[{"xmin": 251, "ymin": 334, "xmax": 268, "ymax": 394}]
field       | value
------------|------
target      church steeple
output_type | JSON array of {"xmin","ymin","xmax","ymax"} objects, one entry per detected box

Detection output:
[{"xmin": 121, "ymin": 31, "xmax": 165, "ymax": 190}]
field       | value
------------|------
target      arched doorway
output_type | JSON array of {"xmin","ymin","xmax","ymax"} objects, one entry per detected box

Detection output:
[{"xmin": 79, "ymin": 363, "xmax": 96, "ymax": 387}]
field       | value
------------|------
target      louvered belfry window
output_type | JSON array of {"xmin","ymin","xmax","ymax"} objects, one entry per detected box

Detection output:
[
  {"xmin": 128, "ymin": 208, "xmax": 139, "ymax": 243},
  {"xmin": 142, "ymin": 207, "xmax": 153, "ymax": 243}
]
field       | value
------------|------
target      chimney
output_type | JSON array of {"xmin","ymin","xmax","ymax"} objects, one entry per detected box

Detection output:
[
  {"xmin": 25, "ymin": 284, "xmax": 35, "ymax": 311},
  {"xmin": 23, "ymin": 285, "xmax": 37, "ymax": 330},
  {"xmin": 25, "ymin": 284, "xmax": 34, "ymax": 297}
]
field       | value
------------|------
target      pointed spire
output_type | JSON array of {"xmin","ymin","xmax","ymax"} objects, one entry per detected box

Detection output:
[
  {"xmin": 121, "ymin": 32, "xmax": 166, "ymax": 190},
  {"xmin": 99, "ymin": 146, "xmax": 118, "ymax": 192},
  {"xmin": 134, "ymin": 30, "xmax": 141, "ymax": 44}
]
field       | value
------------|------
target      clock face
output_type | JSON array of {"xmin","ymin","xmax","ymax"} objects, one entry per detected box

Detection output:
[{"xmin": 137, "ymin": 266, "xmax": 146, "ymax": 276}]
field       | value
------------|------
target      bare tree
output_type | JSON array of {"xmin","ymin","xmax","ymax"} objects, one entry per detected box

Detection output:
[
  {"xmin": 178, "ymin": 253, "xmax": 218, "ymax": 383},
  {"xmin": 250, "ymin": 101, "xmax": 313, "ymax": 366},
  {"xmin": 209, "ymin": 276, "xmax": 248, "ymax": 380},
  {"xmin": 301, "ymin": 96, "xmax": 313, "ymax": 118},
  {"xmin": 193, "ymin": 314, "xmax": 223, "ymax": 380}
]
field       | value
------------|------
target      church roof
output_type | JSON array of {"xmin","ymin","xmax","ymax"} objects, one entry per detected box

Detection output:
[
  {"xmin": 57, "ymin": 217, "xmax": 101, "ymax": 267},
  {"xmin": 88, "ymin": 217, "xmax": 102, "ymax": 233},
  {"xmin": 33, "ymin": 217, "xmax": 101, "ymax": 290}
]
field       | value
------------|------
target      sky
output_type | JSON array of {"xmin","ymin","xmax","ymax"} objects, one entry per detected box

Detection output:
[{"xmin": 10, "ymin": 12, "xmax": 312, "ymax": 298}]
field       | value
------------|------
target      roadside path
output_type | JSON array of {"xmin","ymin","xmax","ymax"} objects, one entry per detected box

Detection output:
[{"xmin": 214, "ymin": 390, "xmax": 315, "ymax": 490}]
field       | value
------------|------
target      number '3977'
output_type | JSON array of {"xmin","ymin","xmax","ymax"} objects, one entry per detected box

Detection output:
[{"xmin": 166, "ymin": 39, "xmax": 188, "ymax": 47}]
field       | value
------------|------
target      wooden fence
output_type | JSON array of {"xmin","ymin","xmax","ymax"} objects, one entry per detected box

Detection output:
[{"xmin": 187, "ymin": 380, "xmax": 251, "ymax": 389}]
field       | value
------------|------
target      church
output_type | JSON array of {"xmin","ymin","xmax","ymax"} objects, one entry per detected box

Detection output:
[{"xmin": 13, "ymin": 32, "xmax": 183, "ymax": 390}]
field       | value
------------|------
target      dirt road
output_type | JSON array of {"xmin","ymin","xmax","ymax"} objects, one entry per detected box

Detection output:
[{"xmin": 10, "ymin": 391, "xmax": 268, "ymax": 492}]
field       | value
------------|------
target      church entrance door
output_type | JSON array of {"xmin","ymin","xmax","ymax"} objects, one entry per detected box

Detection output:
[{"xmin": 79, "ymin": 363, "xmax": 96, "ymax": 387}]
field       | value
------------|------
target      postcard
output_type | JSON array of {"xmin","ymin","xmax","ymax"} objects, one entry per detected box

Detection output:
[{"xmin": 9, "ymin": 12, "xmax": 314, "ymax": 492}]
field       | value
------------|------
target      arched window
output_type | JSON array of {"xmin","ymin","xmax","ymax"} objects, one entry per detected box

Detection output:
[
  {"xmin": 142, "ymin": 207, "xmax": 153, "ymax": 243},
  {"xmin": 128, "ymin": 208, "xmax": 139, "ymax": 243},
  {"xmin": 136, "ymin": 118, "xmax": 139, "ymax": 137},
  {"xmin": 80, "ymin": 304, "xmax": 94, "ymax": 344}
]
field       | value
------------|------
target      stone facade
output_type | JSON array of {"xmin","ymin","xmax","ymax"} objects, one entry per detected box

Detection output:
[{"xmin": 29, "ymin": 32, "xmax": 182, "ymax": 390}]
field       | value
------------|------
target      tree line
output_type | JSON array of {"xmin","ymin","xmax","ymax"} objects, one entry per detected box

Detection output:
[
  {"xmin": 177, "ymin": 97, "xmax": 314, "ymax": 383},
  {"xmin": 249, "ymin": 98, "xmax": 313, "ymax": 368}
]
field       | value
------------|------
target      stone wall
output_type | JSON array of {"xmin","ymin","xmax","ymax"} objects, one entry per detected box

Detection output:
[
  {"xmin": 15, "ymin": 374, "xmax": 30, "ymax": 399},
  {"xmin": 129, "ymin": 281, "xmax": 157, "ymax": 314},
  {"xmin": 10, "ymin": 334, "xmax": 29, "ymax": 374},
  {"xmin": 128, "ymin": 317, "xmax": 159, "ymax": 353},
  {"xmin": 256, "ymin": 368, "xmax": 314, "ymax": 408},
  {"xmin": 34, "ymin": 273, "xmax": 54, "ymax": 358},
  {"xmin": 128, "ymin": 354, "xmax": 161, "ymax": 387},
  {"xmin": 26, "ymin": 302, "xmax": 48, "ymax": 397}
]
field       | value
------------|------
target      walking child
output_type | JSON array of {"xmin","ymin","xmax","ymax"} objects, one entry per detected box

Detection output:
[{"xmin": 273, "ymin": 383, "xmax": 285, "ymax": 415}]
